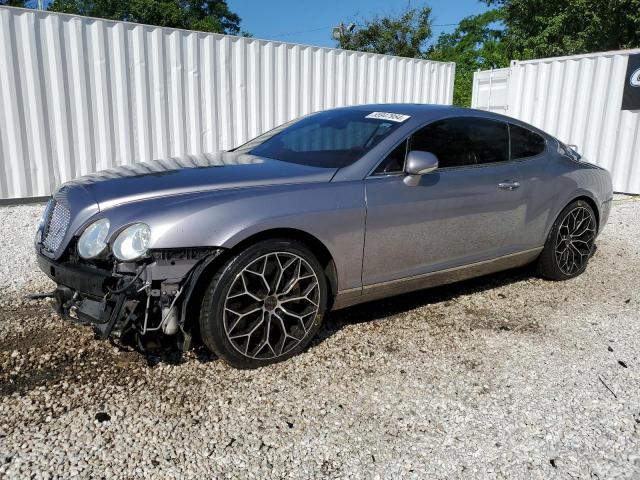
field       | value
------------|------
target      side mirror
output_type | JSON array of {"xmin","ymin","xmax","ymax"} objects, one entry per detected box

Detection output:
[{"xmin": 404, "ymin": 150, "xmax": 439, "ymax": 186}]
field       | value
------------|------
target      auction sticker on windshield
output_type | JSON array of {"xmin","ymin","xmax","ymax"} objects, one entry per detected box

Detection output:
[{"xmin": 365, "ymin": 112, "xmax": 411, "ymax": 122}]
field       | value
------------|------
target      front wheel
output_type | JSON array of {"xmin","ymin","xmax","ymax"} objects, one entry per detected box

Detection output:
[
  {"xmin": 536, "ymin": 199, "xmax": 597, "ymax": 280},
  {"xmin": 199, "ymin": 239, "xmax": 328, "ymax": 368}
]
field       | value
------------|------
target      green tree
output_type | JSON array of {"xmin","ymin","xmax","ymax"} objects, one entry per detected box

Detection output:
[
  {"xmin": 486, "ymin": 0, "xmax": 640, "ymax": 59},
  {"xmin": 47, "ymin": 0, "xmax": 244, "ymax": 35},
  {"xmin": 428, "ymin": 10, "xmax": 508, "ymax": 106},
  {"xmin": 0, "ymin": 0, "xmax": 28, "ymax": 6},
  {"xmin": 336, "ymin": 5, "xmax": 434, "ymax": 58}
]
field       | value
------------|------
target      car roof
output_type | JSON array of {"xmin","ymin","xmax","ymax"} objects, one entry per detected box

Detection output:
[{"xmin": 333, "ymin": 103, "xmax": 464, "ymax": 116}]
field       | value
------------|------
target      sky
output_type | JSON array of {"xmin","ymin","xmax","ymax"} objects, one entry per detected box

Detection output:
[{"xmin": 228, "ymin": 0, "xmax": 490, "ymax": 48}]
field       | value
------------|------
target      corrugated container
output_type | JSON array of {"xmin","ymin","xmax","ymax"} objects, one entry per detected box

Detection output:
[
  {"xmin": 472, "ymin": 49, "xmax": 640, "ymax": 194},
  {"xmin": 471, "ymin": 67, "xmax": 509, "ymax": 114},
  {"xmin": 0, "ymin": 7, "xmax": 455, "ymax": 200}
]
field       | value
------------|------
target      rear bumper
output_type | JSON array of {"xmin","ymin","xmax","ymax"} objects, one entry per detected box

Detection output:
[{"xmin": 600, "ymin": 197, "xmax": 613, "ymax": 233}]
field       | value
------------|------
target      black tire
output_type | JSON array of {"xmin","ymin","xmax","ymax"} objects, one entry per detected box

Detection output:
[
  {"xmin": 536, "ymin": 199, "xmax": 597, "ymax": 280},
  {"xmin": 199, "ymin": 239, "xmax": 328, "ymax": 369}
]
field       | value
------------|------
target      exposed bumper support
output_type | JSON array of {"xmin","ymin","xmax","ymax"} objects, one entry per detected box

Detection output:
[
  {"xmin": 37, "ymin": 253, "xmax": 112, "ymax": 298},
  {"xmin": 36, "ymin": 248, "xmax": 224, "ymax": 345}
]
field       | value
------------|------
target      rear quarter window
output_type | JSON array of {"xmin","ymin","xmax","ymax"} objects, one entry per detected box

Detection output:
[{"xmin": 510, "ymin": 124, "xmax": 546, "ymax": 159}]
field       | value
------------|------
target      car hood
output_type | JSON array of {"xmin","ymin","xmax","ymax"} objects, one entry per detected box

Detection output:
[{"xmin": 66, "ymin": 151, "xmax": 337, "ymax": 210}]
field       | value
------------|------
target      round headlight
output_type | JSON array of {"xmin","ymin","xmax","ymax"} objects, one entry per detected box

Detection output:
[
  {"xmin": 78, "ymin": 218, "xmax": 110, "ymax": 259},
  {"xmin": 113, "ymin": 223, "xmax": 151, "ymax": 261}
]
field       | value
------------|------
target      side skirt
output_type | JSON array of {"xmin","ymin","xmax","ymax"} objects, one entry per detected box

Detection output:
[{"xmin": 332, "ymin": 247, "xmax": 543, "ymax": 310}]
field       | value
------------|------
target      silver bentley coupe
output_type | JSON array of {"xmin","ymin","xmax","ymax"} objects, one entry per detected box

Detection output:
[{"xmin": 35, "ymin": 104, "xmax": 613, "ymax": 368}]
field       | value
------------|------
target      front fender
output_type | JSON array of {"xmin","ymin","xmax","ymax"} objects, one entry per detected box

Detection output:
[{"xmin": 101, "ymin": 181, "xmax": 366, "ymax": 291}]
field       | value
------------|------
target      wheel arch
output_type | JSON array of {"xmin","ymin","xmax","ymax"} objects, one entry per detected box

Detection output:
[
  {"xmin": 182, "ymin": 228, "xmax": 339, "ymax": 334},
  {"xmin": 571, "ymin": 195, "xmax": 600, "ymax": 231},
  {"xmin": 225, "ymin": 227, "xmax": 339, "ymax": 299}
]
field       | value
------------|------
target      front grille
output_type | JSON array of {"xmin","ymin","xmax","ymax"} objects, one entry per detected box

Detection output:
[{"xmin": 42, "ymin": 200, "xmax": 71, "ymax": 252}]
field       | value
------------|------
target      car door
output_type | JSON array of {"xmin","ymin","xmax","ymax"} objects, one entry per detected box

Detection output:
[
  {"xmin": 362, "ymin": 116, "xmax": 524, "ymax": 286},
  {"xmin": 503, "ymin": 123, "xmax": 553, "ymax": 250}
]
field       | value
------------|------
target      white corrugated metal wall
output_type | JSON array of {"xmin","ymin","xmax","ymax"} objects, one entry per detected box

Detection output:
[
  {"xmin": 0, "ymin": 7, "xmax": 455, "ymax": 200},
  {"xmin": 471, "ymin": 68, "xmax": 509, "ymax": 113},
  {"xmin": 472, "ymin": 49, "xmax": 640, "ymax": 194}
]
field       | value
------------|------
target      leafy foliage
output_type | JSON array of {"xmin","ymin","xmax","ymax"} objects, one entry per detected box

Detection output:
[
  {"xmin": 335, "ymin": 1, "xmax": 640, "ymax": 106},
  {"xmin": 335, "ymin": 5, "xmax": 508, "ymax": 106},
  {"xmin": 486, "ymin": 0, "xmax": 640, "ymax": 59},
  {"xmin": 428, "ymin": 10, "xmax": 508, "ymax": 106},
  {"xmin": 47, "ymin": 0, "xmax": 243, "ymax": 35},
  {"xmin": 337, "ymin": 6, "xmax": 433, "ymax": 58}
]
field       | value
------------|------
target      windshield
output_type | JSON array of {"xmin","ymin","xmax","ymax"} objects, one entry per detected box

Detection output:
[{"xmin": 234, "ymin": 110, "xmax": 405, "ymax": 168}]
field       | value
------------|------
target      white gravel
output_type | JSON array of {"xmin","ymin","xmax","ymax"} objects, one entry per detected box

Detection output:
[
  {"xmin": 0, "ymin": 195, "xmax": 639, "ymax": 479},
  {"xmin": 0, "ymin": 204, "xmax": 54, "ymax": 299}
]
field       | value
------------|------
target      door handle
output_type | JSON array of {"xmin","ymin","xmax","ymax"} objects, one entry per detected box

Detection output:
[{"xmin": 498, "ymin": 180, "xmax": 520, "ymax": 191}]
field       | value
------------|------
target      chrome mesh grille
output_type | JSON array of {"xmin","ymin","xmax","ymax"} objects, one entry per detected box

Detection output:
[{"xmin": 42, "ymin": 200, "xmax": 70, "ymax": 252}]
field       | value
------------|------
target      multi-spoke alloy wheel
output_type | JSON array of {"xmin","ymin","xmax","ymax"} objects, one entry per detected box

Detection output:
[
  {"xmin": 199, "ymin": 239, "xmax": 327, "ymax": 368},
  {"xmin": 554, "ymin": 206, "xmax": 596, "ymax": 275},
  {"xmin": 537, "ymin": 200, "xmax": 597, "ymax": 281},
  {"xmin": 224, "ymin": 252, "xmax": 320, "ymax": 360}
]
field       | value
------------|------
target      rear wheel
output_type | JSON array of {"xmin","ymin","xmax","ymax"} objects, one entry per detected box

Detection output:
[
  {"xmin": 199, "ymin": 239, "xmax": 328, "ymax": 368},
  {"xmin": 536, "ymin": 199, "xmax": 597, "ymax": 280}
]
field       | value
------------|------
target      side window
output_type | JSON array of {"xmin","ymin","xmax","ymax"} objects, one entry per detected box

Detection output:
[
  {"xmin": 410, "ymin": 117, "xmax": 509, "ymax": 168},
  {"xmin": 410, "ymin": 119, "xmax": 469, "ymax": 168},
  {"xmin": 372, "ymin": 139, "xmax": 408, "ymax": 175},
  {"xmin": 465, "ymin": 118, "xmax": 509, "ymax": 164},
  {"xmin": 510, "ymin": 124, "xmax": 546, "ymax": 159}
]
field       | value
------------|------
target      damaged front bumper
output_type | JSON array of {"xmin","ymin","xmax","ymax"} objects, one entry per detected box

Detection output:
[{"xmin": 36, "ymin": 247, "xmax": 223, "ymax": 348}]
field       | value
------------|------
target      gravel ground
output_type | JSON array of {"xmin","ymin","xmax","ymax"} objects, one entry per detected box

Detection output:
[{"xmin": 0, "ymin": 196, "xmax": 639, "ymax": 479}]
